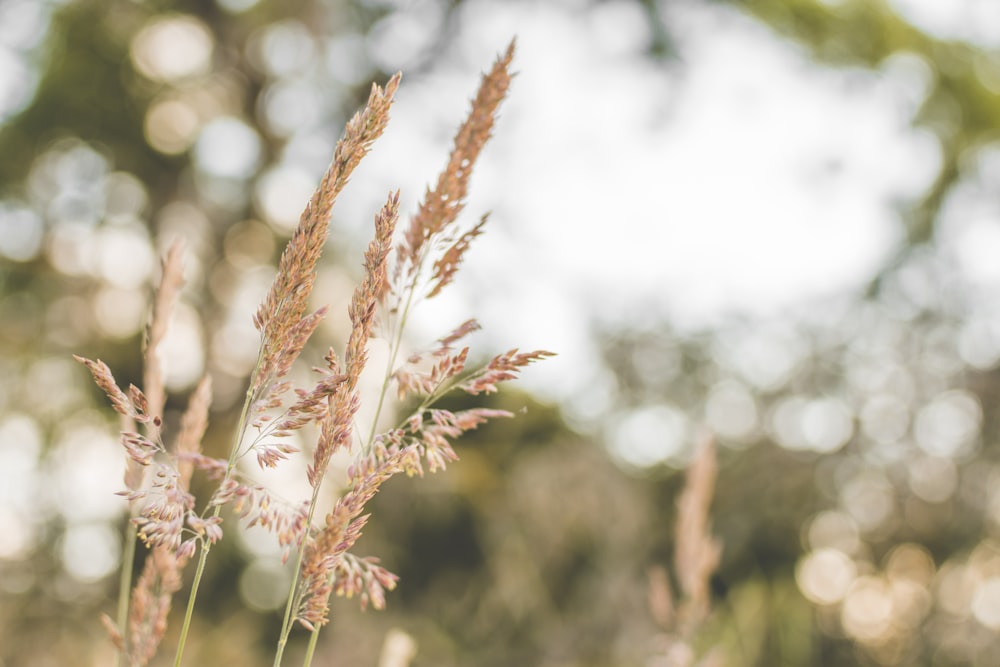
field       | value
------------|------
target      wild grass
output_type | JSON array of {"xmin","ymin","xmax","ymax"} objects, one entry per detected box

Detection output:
[
  {"xmin": 76, "ymin": 40, "xmax": 552, "ymax": 667},
  {"xmin": 648, "ymin": 436, "xmax": 724, "ymax": 667}
]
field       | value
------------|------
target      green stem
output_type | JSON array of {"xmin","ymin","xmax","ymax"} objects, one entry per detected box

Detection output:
[
  {"xmin": 293, "ymin": 263, "xmax": 432, "ymax": 665},
  {"xmin": 364, "ymin": 276, "xmax": 420, "ymax": 451},
  {"xmin": 171, "ymin": 536, "xmax": 211, "ymax": 667},
  {"xmin": 301, "ymin": 623, "xmax": 322, "ymax": 667},
  {"xmin": 273, "ymin": 476, "xmax": 327, "ymax": 666},
  {"xmin": 114, "ymin": 519, "xmax": 138, "ymax": 667},
  {"xmin": 171, "ymin": 379, "xmax": 257, "ymax": 667},
  {"xmin": 273, "ymin": 504, "xmax": 307, "ymax": 663},
  {"xmin": 293, "ymin": 300, "xmax": 418, "ymax": 666}
]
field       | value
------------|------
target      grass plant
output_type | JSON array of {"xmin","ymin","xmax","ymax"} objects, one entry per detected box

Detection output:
[
  {"xmin": 76, "ymin": 40, "xmax": 552, "ymax": 667},
  {"xmin": 648, "ymin": 436, "xmax": 724, "ymax": 667}
]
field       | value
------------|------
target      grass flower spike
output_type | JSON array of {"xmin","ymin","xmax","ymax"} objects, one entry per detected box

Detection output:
[{"xmin": 77, "ymin": 39, "xmax": 551, "ymax": 667}]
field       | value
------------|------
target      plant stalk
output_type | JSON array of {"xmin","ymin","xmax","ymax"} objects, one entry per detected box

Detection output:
[
  {"xmin": 301, "ymin": 623, "xmax": 322, "ymax": 667},
  {"xmin": 171, "ymin": 378, "xmax": 257, "ymax": 667},
  {"xmin": 273, "ymin": 480, "xmax": 325, "ymax": 667},
  {"xmin": 113, "ymin": 522, "xmax": 138, "ymax": 667},
  {"xmin": 364, "ymin": 259, "xmax": 424, "ymax": 451}
]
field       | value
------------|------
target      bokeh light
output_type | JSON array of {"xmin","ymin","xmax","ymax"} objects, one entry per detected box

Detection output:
[
  {"xmin": 60, "ymin": 523, "xmax": 120, "ymax": 583},
  {"xmin": 703, "ymin": 379, "xmax": 758, "ymax": 443},
  {"xmin": 365, "ymin": 2, "xmax": 443, "ymax": 72},
  {"xmin": 239, "ymin": 558, "xmax": 291, "ymax": 612},
  {"xmin": 246, "ymin": 19, "xmax": 316, "ymax": 78},
  {"xmin": 0, "ymin": 201, "xmax": 43, "ymax": 261},
  {"xmin": 907, "ymin": 455, "xmax": 958, "ymax": 503},
  {"xmin": 796, "ymin": 548, "xmax": 857, "ymax": 606},
  {"xmin": 159, "ymin": 302, "xmax": 207, "ymax": 391},
  {"xmin": 93, "ymin": 286, "xmax": 148, "ymax": 339},
  {"xmin": 807, "ymin": 510, "xmax": 861, "ymax": 555},
  {"xmin": 0, "ymin": 0, "xmax": 49, "ymax": 122},
  {"xmin": 839, "ymin": 470, "xmax": 896, "ymax": 535},
  {"xmin": 0, "ymin": 413, "xmax": 43, "ymax": 560},
  {"xmin": 48, "ymin": 414, "xmax": 124, "ymax": 523},
  {"xmin": 193, "ymin": 117, "xmax": 263, "ymax": 179},
  {"xmin": 254, "ymin": 165, "xmax": 318, "ymax": 231},
  {"xmin": 972, "ymin": 577, "xmax": 1000, "ymax": 629},
  {"xmin": 130, "ymin": 14, "xmax": 214, "ymax": 83},
  {"xmin": 609, "ymin": 403, "xmax": 693, "ymax": 468},
  {"xmin": 913, "ymin": 389, "xmax": 981, "ymax": 459},
  {"xmin": 841, "ymin": 575, "xmax": 894, "ymax": 642},
  {"xmin": 145, "ymin": 98, "xmax": 201, "ymax": 154}
]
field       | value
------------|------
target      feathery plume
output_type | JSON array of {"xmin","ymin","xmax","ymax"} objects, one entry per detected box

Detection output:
[
  {"xmin": 174, "ymin": 374, "xmax": 212, "ymax": 493},
  {"xmin": 122, "ymin": 381, "xmax": 211, "ymax": 667},
  {"xmin": 253, "ymin": 75, "xmax": 401, "ymax": 400},
  {"xmin": 347, "ymin": 191, "xmax": 399, "ymax": 377},
  {"xmin": 293, "ymin": 45, "xmax": 553, "ymax": 638},
  {"xmin": 458, "ymin": 348, "xmax": 555, "ymax": 396},
  {"xmin": 309, "ymin": 192, "xmax": 399, "ymax": 486},
  {"xmin": 74, "ymin": 356, "xmax": 142, "ymax": 421},
  {"xmin": 143, "ymin": 241, "xmax": 185, "ymax": 434},
  {"xmin": 674, "ymin": 436, "xmax": 721, "ymax": 625},
  {"xmin": 299, "ymin": 444, "xmax": 421, "ymax": 627},
  {"xmin": 395, "ymin": 40, "xmax": 515, "ymax": 293},
  {"xmin": 649, "ymin": 435, "xmax": 724, "ymax": 667},
  {"xmin": 83, "ymin": 42, "xmax": 552, "ymax": 667},
  {"xmin": 125, "ymin": 548, "xmax": 184, "ymax": 667},
  {"xmin": 428, "ymin": 214, "xmax": 488, "ymax": 298}
]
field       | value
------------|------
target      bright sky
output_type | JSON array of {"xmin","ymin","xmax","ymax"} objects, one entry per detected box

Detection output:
[
  {"xmin": 0, "ymin": 0, "xmax": 978, "ymax": 406},
  {"xmin": 337, "ymin": 0, "xmax": 944, "ymax": 405}
]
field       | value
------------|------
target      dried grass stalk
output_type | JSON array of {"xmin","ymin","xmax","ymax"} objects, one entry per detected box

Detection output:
[
  {"xmin": 395, "ymin": 41, "xmax": 515, "ymax": 295},
  {"xmin": 144, "ymin": 241, "xmax": 185, "ymax": 433},
  {"xmin": 293, "ymin": 40, "xmax": 552, "ymax": 638},
  {"xmin": 74, "ymin": 356, "xmax": 139, "ymax": 422},
  {"xmin": 650, "ymin": 435, "xmax": 724, "ymax": 667},
  {"xmin": 253, "ymin": 75, "xmax": 401, "ymax": 401},
  {"xmin": 82, "ymin": 40, "xmax": 550, "ymax": 667},
  {"xmin": 121, "ymin": 374, "xmax": 212, "ymax": 667},
  {"xmin": 308, "ymin": 192, "xmax": 399, "ymax": 486},
  {"xmin": 77, "ymin": 239, "xmax": 209, "ymax": 666},
  {"xmin": 174, "ymin": 375, "xmax": 212, "ymax": 496},
  {"xmin": 674, "ymin": 436, "xmax": 721, "ymax": 625}
]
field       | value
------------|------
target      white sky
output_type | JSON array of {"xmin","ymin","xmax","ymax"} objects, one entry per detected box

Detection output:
[
  {"xmin": 338, "ymin": 0, "xmax": 947, "ymax": 403},
  {"xmin": 887, "ymin": 0, "xmax": 1000, "ymax": 46},
  {"xmin": 0, "ymin": 0, "xmax": 990, "ymax": 408}
]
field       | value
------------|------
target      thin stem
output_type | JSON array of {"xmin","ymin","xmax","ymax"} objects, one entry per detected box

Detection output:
[
  {"xmin": 171, "ymin": 537, "xmax": 210, "ymax": 667},
  {"xmin": 301, "ymin": 623, "xmax": 321, "ymax": 667},
  {"xmin": 113, "ymin": 521, "xmax": 138, "ymax": 667},
  {"xmin": 289, "ymin": 276, "xmax": 420, "ymax": 666},
  {"xmin": 364, "ymin": 255, "xmax": 428, "ymax": 452},
  {"xmin": 273, "ymin": 479, "xmax": 325, "ymax": 666},
  {"xmin": 299, "ymin": 261, "xmax": 438, "ymax": 665},
  {"xmin": 171, "ymin": 379, "xmax": 257, "ymax": 667}
]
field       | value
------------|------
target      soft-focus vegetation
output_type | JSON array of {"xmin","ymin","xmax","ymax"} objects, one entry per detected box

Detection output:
[{"xmin": 3, "ymin": 0, "xmax": 1000, "ymax": 665}]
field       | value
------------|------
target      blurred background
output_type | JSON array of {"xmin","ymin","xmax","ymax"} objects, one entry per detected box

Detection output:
[{"xmin": 2, "ymin": 0, "xmax": 1000, "ymax": 665}]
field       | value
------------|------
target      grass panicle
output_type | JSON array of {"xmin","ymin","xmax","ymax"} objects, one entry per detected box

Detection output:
[
  {"xmin": 290, "ymin": 42, "xmax": 550, "ymax": 647},
  {"xmin": 143, "ymin": 241, "xmax": 185, "ymax": 441},
  {"xmin": 78, "ymin": 40, "xmax": 551, "ymax": 667},
  {"xmin": 396, "ymin": 41, "xmax": 515, "ymax": 294},
  {"xmin": 77, "ymin": 241, "xmax": 215, "ymax": 667},
  {"xmin": 307, "ymin": 190, "xmax": 400, "ymax": 486},
  {"xmin": 252, "ymin": 75, "xmax": 401, "ymax": 403},
  {"xmin": 648, "ymin": 436, "xmax": 724, "ymax": 667}
]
